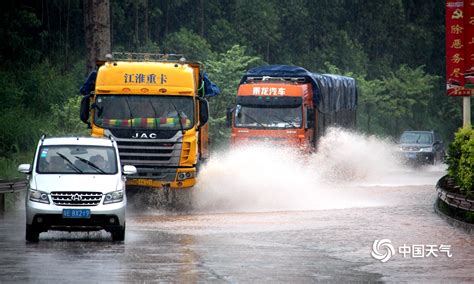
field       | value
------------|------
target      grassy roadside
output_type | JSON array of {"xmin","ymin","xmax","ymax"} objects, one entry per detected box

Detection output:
[
  {"xmin": 0, "ymin": 151, "xmax": 34, "ymax": 211},
  {"xmin": 0, "ymin": 151, "xmax": 35, "ymax": 179}
]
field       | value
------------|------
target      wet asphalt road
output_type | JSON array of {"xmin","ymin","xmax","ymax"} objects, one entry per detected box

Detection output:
[{"xmin": 0, "ymin": 169, "xmax": 473, "ymax": 283}]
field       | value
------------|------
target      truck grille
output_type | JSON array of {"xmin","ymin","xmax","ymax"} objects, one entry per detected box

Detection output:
[
  {"xmin": 51, "ymin": 192, "xmax": 103, "ymax": 206},
  {"xmin": 115, "ymin": 139, "xmax": 182, "ymax": 181}
]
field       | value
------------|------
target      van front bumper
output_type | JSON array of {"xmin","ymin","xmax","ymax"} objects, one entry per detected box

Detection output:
[{"xmin": 26, "ymin": 199, "xmax": 126, "ymax": 232}]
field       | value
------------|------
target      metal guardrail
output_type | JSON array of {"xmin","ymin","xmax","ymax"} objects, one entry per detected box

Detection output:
[
  {"xmin": 436, "ymin": 175, "xmax": 474, "ymax": 212},
  {"xmin": 0, "ymin": 179, "xmax": 28, "ymax": 194}
]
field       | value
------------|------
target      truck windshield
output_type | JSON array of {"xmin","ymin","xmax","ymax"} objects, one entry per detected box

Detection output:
[
  {"xmin": 93, "ymin": 95, "xmax": 194, "ymax": 130},
  {"xmin": 37, "ymin": 146, "xmax": 117, "ymax": 174},
  {"xmin": 235, "ymin": 105, "xmax": 302, "ymax": 129}
]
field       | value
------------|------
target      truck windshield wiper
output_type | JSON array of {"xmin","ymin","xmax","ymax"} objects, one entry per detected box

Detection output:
[
  {"xmin": 56, "ymin": 152, "xmax": 82, "ymax": 173},
  {"xmin": 171, "ymin": 102, "xmax": 185, "ymax": 134},
  {"xmin": 148, "ymin": 99, "xmax": 158, "ymax": 129},
  {"xmin": 74, "ymin": 156, "xmax": 105, "ymax": 174},
  {"xmin": 241, "ymin": 113, "xmax": 266, "ymax": 129},
  {"xmin": 124, "ymin": 97, "xmax": 135, "ymax": 128}
]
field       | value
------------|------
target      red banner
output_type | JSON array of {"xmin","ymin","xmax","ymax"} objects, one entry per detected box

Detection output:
[
  {"xmin": 463, "ymin": 0, "xmax": 474, "ymax": 88},
  {"xmin": 446, "ymin": 0, "xmax": 474, "ymax": 96}
]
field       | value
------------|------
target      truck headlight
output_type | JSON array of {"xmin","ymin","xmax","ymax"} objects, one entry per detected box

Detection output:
[
  {"xmin": 104, "ymin": 190, "xmax": 124, "ymax": 204},
  {"xmin": 29, "ymin": 189, "xmax": 50, "ymax": 204},
  {"xmin": 177, "ymin": 171, "xmax": 194, "ymax": 181},
  {"xmin": 420, "ymin": 147, "xmax": 433, "ymax": 152}
]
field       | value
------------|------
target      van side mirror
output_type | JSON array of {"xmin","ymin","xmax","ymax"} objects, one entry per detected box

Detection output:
[
  {"xmin": 198, "ymin": 98, "xmax": 209, "ymax": 126},
  {"xmin": 18, "ymin": 164, "xmax": 32, "ymax": 174},
  {"xmin": 122, "ymin": 165, "xmax": 137, "ymax": 175},
  {"xmin": 306, "ymin": 108, "xmax": 315, "ymax": 129}
]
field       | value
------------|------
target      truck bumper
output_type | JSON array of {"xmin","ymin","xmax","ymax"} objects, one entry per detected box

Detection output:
[{"xmin": 126, "ymin": 175, "xmax": 196, "ymax": 189}]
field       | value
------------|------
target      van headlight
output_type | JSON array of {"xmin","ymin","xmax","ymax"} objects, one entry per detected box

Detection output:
[
  {"xmin": 104, "ymin": 190, "xmax": 124, "ymax": 204},
  {"xmin": 420, "ymin": 147, "xmax": 433, "ymax": 152},
  {"xmin": 29, "ymin": 189, "xmax": 50, "ymax": 204}
]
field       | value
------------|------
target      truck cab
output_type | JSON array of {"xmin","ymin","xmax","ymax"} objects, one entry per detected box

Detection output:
[
  {"xmin": 230, "ymin": 78, "xmax": 316, "ymax": 150},
  {"xmin": 80, "ymin": 53, "xmax": 219, "ymax": 192},
  {"xmin": 227, "ymin": 65, "xmax": 358, "ymax": 151}
]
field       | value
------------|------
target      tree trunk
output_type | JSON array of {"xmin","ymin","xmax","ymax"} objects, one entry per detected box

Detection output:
[
  {"xmin": 64, "ymin": 0, "xmax": 70, "ymax": 70},
  {"xmin": 144, "ymin": 0, "xmax": 149, "ymax": 44},
  {"xmin": 165, "ymin": 0, "xmax": 170, "ymax": 37},
  {"xmin": 59, "ymin": 0, "xmax": 62, "ymax": 54},
  {"xmin": 366, "ymin": 106, "xmax": 371, "ymax": 134},
  {"xmin": 200, "ymin": 0, "xmax": 204, "ymax": 37},
  {"xmin": 83, "ymin": 0, "xmax": 111, "ymax": 73},
  {"xmin": 134, "ymin": 2, "xmax": 139, "ymax": 47},
  {"xmin": 266, "ymin": 42, "xmax": 270, "ymax": 62}
]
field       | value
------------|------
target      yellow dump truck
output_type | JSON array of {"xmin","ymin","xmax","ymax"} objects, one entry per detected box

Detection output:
[{"xmin": 79, "ymin": 52, "xmax": 219, "ymax": 196}]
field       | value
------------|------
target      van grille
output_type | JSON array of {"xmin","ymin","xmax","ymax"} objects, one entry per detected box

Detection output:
[{"xmin": 51, "ymin": 192, "xmax": 103, "ymax": 206}]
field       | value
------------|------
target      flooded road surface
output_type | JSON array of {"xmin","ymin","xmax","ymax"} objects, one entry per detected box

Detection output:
[
  {"xmin": 0, "ymin": 168, "xmax": 473, "ymax": 282},
  {"xmin": 1, "ymin": 132, "xmax": 473, "ymax": 282}
]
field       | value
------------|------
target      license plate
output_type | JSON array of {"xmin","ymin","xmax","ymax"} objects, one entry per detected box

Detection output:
[
  {"xmin": 62, "ymin": 209, "xmax": 91, "ymax": 219},
  {"xmin": 405, "ymin": 153, "xmax": 416, "ymax": 159}
]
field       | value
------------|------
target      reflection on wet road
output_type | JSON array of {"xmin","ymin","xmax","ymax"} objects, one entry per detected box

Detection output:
[{"xmin": 1, "ymin": 167, "xmax": 473, "ymax": 282}]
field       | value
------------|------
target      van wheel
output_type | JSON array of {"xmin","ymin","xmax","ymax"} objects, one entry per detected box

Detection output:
[
  {"xmin": 111, "ymin": 224, "xmax": 125, "ymax": 242},
  {"xmin": 26, "ymin": 225, "xmax": 39, "ymax": 242}
]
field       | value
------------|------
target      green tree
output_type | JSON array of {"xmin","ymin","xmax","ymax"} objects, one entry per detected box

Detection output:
[
  {"xmin": 205, "ymin": 45, "xmax": 262, "ymax": 146},
  {"xmin": 232, "ymin": 0, "xmax": 281, "ymax": 62},
  {"xmin": 162, "ymin": 28, "xmax": 213, "ymax": 61},
  {"xmin": 378, "ymin": 65, "xmax": 439, "ymax": 135}
]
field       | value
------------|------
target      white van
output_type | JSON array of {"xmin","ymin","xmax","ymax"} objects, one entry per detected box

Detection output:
[{"xmin": 18, "ymin": 136, "xmax": 137, "ymax": 242}]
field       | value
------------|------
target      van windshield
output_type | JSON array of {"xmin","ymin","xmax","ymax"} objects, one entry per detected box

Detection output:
[
  {"xmin": 37, "ymin": 146, "xmax": 117, "ymax": 174},
  {"xmin": 93, "ymin": 95, "xmax": 194, "ymax": 130}
]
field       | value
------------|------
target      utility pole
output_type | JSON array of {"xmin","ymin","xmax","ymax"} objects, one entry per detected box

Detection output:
[{"xmin": 463, "ymin": 96, "xmax": 472, "ymax": 128}]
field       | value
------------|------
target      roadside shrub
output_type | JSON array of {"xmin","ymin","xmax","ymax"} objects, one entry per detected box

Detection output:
[
  {"xmin": 0, "ymin": 107, "xmax": 45, "ymax": 155},
  {"xmin": 447, "ymin": 127, "xmax": 474, "ymax": 194},
  {"xmin": 47, "ymin": 96, "xmax": 88, "ymax": 136}
]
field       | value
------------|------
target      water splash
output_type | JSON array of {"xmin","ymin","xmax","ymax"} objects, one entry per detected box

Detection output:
[
  {"xmin": 308, "ymin": 128, "xmax": 404, "ymax": 184},
  {"xmin": 193, "ymin": 128, "xmax": 444, "ymax": 213}
]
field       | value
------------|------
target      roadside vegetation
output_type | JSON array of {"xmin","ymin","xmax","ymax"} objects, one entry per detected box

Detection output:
[
  {"xmin": 447, "ymin": 128, "xmax": 474, "ymax": 195},
  {"xmin": 0, "ymin": 0, "xmax": 472, "ymax": 179}
]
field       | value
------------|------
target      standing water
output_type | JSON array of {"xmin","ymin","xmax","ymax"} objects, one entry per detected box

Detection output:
[{"xmin": 193, "ymin": 128, "xmax": 446, "ymax": 212}]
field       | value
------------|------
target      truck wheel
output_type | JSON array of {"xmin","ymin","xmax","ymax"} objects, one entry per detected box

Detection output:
[
  {"xmin": 111, "ymin": 224, "xmax": 125, "ymax": 242},
  {"xmin": 25, "ymin": 225, "xmax": 39, "ymax": 242}
]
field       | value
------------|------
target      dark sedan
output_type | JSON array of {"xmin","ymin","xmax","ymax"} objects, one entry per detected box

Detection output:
[{"xmin": 398, "ymin": 130, "xmax": 445, "ymax": 165}]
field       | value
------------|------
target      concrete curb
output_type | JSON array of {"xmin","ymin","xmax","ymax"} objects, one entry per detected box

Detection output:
[
  {"xmin": 434, "ymin": 198, "xmax": 474, "ymax": 234},
  {"xmin": 436, "ymin": 175, "xmax": 474, "ymax": 211}
]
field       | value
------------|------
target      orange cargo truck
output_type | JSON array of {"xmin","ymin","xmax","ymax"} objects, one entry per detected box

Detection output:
[{"xmin": 227, "ymin": 65, "xmax": 357, "ymax": 150}]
